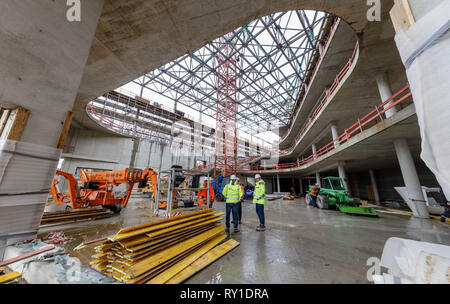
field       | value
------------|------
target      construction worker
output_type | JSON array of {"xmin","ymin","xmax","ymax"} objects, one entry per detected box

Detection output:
[
  {"xmin": 197, "ymin": 178, "xmax": 215, "ymax": 208},
  {"xmin": 233, "ymin": 180, "xmax": 244, "ymax": 224},
  {"xmin": 309, "ymin": 183, "xmax": 320, "ymax": 208},
  {"xmin": 253, "ymin": 174, "xmax": 266, "ymax": 231},
  {"xmin": 222, "ymin": 175, "xmax": 243, "ymax": 233}
]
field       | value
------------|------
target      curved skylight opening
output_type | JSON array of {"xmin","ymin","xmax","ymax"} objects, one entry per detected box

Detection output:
[{"xmin": 122, "ymin": 9, "xmax": 330, "ymax": 138}]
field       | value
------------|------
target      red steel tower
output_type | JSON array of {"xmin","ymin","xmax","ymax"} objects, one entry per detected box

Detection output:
[{"xmin": 214, "ymin": 34, "xmax": 238, "ymax": 177}]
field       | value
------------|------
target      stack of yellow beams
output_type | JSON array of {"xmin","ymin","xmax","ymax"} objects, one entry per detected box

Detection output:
[{"xmin": 90, "ymin": 209, "xmax": 239, "ymax": 284}]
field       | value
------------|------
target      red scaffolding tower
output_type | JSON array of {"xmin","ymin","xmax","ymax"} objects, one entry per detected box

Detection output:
[{"xmin": 214, "ymin": 34, "xmax": 238, "ymax": 177}]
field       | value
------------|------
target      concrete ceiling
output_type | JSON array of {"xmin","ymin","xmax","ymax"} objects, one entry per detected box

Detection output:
[{"xmin": 74, "ymin": 0, "xmax": 396, "ymax": 130}]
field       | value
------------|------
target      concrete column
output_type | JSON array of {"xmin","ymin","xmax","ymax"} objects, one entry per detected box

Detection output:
[
  {"xmin": 298, "ymin": 178, "xmax": 304, "ymax": 195},
  {"xmin": 375, "ymin": 73, "xmax": 399, "ymax": 118},
  {"xmin": 337, "ymin": 161, "xmax": 349, "ymax": 191},
  {"xmin": 369, "ymin": 169, "xmax": 381, "ymax": 205},
  {"xmin": 315, "ymin": 172, "xmax": 321, "ymax": 187},
  {"xmin": 0, "ymin": 0, "xmax": 104, "ymax": 252},
  {"xmin": 376, "ymin": 73, "xmax": 428, "ymax": 218},
  {"xmin": 277, "ymin": 174, "xmax": 281, "ymax": 193},
  {"xmin": 331, "ymin": 124, "xmax": 339, "ymax": 146},
  {"xmin": 394, "ymin": 139, "xmax": 429, "ymax": 218},
  {"xmin": 129, "ymin": 138, "xmax": 140, "ymax": 168}
]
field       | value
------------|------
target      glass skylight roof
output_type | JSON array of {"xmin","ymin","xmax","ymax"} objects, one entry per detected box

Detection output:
[{"xmin": 130, "ymin": 10, "xmax": 329, "ymax": 135}]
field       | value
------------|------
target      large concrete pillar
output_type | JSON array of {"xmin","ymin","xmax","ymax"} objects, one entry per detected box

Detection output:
[
  {"xmin": 394, "ymin": 139, "xmax": 429, "ymax": 218},
  {"xmin": 298, "ymin": 178, "xmax": 303, "ymax": 195},
  {"xmin": 331, "ymin": 124, "xmax": 339, "ymax": 146},
  {"xmin": 375, "ymin": 73, "xmax": 428, "ymax": 218},
  {"xmin": 0, "ymin": 0, "xmax": 104, "ymax": 257},
  {"xmin": 312, "ymin": 143, "xmax": 317, "ymax": 156},
  {"xmin": 315, "ymin": 172, "xmax": 321, "ymax": 187},
  {"xmin": 375, "ymin": 73, "xmax": 399, "ymax": 118},
  {"xmin": 369, "ymin": 169, "xmax": 381, "ymax": 205},
  {"xmin": 129, "ymin": 138, "xmax": 140, "ymax": 168},
  {"xmin": 337, "ymin": 161, "xmax": 350, "ymax": 192},
  {"xmin": 276, "ymin": 174, "xmax": 281, "ymax": 193}
]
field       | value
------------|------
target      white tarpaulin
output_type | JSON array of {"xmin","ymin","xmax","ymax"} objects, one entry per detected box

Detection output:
[
  {"xmin": 377, "ymin": 237, "xmax": 450, "ymax": 284},
  {"xmin": 394, "ymin": 1, "xmax": 450, "ymax": 198}
]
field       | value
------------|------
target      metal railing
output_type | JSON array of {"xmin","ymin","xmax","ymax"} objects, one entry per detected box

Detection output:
[{"xmin": 240, "ymin": 85, "xmax": 412, "ymax": 171}]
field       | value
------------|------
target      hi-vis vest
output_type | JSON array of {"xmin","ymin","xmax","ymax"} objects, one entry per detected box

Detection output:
[
  {"xmin": 253, "ymin": 180, "xmax": 266, "ymax": 205},
  {"xmin": 222, "ymin": 180, "xmax": 243, "ymax": 203}
]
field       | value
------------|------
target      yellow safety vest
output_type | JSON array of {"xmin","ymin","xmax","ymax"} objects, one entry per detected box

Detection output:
[
  {"xmin": 222, "ymin": 181, "xmax": 243, "ymax": 203},
  {"xmin": 253, "ymin": 180, "xmax": 266, "ymax": 205}
]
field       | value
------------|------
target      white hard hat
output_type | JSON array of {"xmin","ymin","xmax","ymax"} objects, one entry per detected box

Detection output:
[
  {"xmin": 255, "ymin": 174, "xmax": 261, "ymax": 179},
  {"xmin": 230, "ymin": 175, "xmax": 237, "ymax": 180}
]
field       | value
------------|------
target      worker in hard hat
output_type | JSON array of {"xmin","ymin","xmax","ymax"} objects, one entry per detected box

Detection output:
[
  {"xmin": 197, "ymin": 178, "xmax": 215, "ymax": 208},
  {"xmin": 309, "ymin": 183, "xmax": 320, "ymax": 208},
  {"xmin": 222, "ymin": 175, "xmax": 243, "ymax": 233},
  {"xmin": 253, "ymin": 174, "xmax": 266, "ymax": 231},
  {"xmin": 232, "ymin": 180, "xmax": 245, "ymax": 224}
]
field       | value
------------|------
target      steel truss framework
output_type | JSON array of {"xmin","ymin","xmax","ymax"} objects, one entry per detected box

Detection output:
[{"xmin": 132, "ymin": 10, "xmax": 329, "ymax": 135}]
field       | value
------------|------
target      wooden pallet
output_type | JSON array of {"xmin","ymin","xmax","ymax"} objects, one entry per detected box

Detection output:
[
  {"xmin": 89, "ymin": 209, "xmax": 239, "ymax": 284},
  {"xmin": 40, "ymin": 207, "xmax": 114, "ymax": 226}
]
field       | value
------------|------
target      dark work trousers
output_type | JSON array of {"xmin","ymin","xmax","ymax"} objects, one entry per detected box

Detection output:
[
  {"xmin": 310, "ymin": 194, "xmax": 318, "ymax": 208},
  {"xmin": 255, "ymin": 203, "xmax": 265, "ymax": 226},
  {"xmin": 237, "ymin": 201, "xmax": 242, "ymax": 222},
  {"xmin": 226, "ymin": 203, "xmax": 239, "ymax": 229}
]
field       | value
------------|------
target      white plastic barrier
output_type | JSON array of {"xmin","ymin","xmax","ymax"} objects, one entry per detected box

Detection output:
[
  {"xmin": 374, "ymin": 237, "xmax": 450, "ymax": 284},
  {"xmin": 394, "ymin": 1, "xmax": 450, "ymax": 199}
]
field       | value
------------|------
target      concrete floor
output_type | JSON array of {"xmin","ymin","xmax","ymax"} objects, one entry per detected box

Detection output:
[{"xmin": 38, "ymin": 197, "xmax": 450, "ymax": 284}]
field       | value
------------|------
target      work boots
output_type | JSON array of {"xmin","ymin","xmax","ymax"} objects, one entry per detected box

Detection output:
[{"xmin": 256, "ymin": 225, "xmax": 266, "ymax": 231}]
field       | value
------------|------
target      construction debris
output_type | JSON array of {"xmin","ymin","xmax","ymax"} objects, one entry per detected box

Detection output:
[
  {"xmin": 40, "ymin": 207, "xmax": 114, "ymax": 226},
  {"xmin": 89, "ymin": 209, "xmax": 239, "ymax": 284},
  {"xmin": 44, "ymin": 232, "xmax": 73, "ymax": 245},
  {"xmin": 0, "ymin": 245, "xmax": 55, "ymax": 267}
]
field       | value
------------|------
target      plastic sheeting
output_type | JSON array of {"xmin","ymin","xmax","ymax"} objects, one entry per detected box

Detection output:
[
  {"xmin": 0, "ymin": 139, "xmax": 60, "ymax": 246},
  {"xmin": 394, "ymin": 1, "xmax": 450, "ymax": 199},
  {"xmin": 378, "ymin": 237, "xmax": 450, "ymax": 284}
]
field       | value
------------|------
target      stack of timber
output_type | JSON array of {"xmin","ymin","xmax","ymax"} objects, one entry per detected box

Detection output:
[
  {"xmin": 89, "ymin": 209, "xmax": 239, "ymax": 284},
  {"xmin": 40, "ymin": 207, "xmax": 114, "ymax": 226}
]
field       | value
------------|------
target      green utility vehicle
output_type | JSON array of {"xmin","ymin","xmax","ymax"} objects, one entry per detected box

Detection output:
[{"xmin": 307, "ymin": 177, "xmax": 378, "ymax": 216}]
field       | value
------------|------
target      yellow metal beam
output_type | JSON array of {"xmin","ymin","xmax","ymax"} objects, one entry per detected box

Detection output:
[
  {"xmin": 147, "ymin": 234, "xmax": 226, "ymax": 284},
  {"xmin": 0, "ymin": 272, "xmax": 23, "ymax": 284},
  {"xmin": 128, "ymin": 225, "xmax": 225, "ymax": 278},
  {"xmin": 166, "ymin": 239, "xmax": 240, "ymax": 284}
]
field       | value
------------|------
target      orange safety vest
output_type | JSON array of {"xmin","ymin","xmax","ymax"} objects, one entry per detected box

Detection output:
[
  {"xmin": 198, "ymin": 184, "xmax": 214, "ymax": 206},
  {"xmin": 310, "ymin": 185, "xmax": 319, "ymax": 196}
]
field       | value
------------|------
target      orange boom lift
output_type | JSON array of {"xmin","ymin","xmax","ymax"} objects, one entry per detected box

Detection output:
[{"xmin": 50, "ymin": 168, "xmax": 158, "ymax": 212}]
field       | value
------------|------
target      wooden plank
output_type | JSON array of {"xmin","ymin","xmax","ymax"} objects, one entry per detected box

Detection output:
[
  {"xmin": 116, "ymin": 209, "xmax": 213, "ymax": 235},
  {"xmin": 124, "ymin": 223, "xmax": 216, "ymax": 254},
  {"xmin": 0, "ymin": 109, "xmax": 11, "ymax": 136},
  {"xmin": 145, "ymin": 214, "xmax": 223, "ymax": 239},
  {"xmin": 0, "ymin": 245, "xmax": 55, "ymax": 267},
  {"xmin": 110, "ymin": 210, "xmax": 218, "ymax": 241},
  {"xmin": 0, "ymin": 272, "xmax": 22, "ymax": 284},
  {"xmin": 128, "ymin": 225, "xmax": 225, "ymax": 278},
  {"xmin": 6, "ymin": 107, "xmax": 30, "ymax": 141},
  {"xmin": 123, "ymin": 224, "xmax": 218, "ymax": 261},
  {"xmin": 165, "ymin": 239, "xmax": 240, "ymax": 284},
  {"xmin": 147, "ymin": 234, "xmax": 226, "ymax": 284},
  {"xmin": 57, "ymin": 111, "xmax": 73, "ymax": 149},
  {"xmin": 118, "ymin": 214, "xmax": 223, "ymax": 249},
  {"xmin": 390, "ymin": 0, "xmax": 415, "ymax": 33}
]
